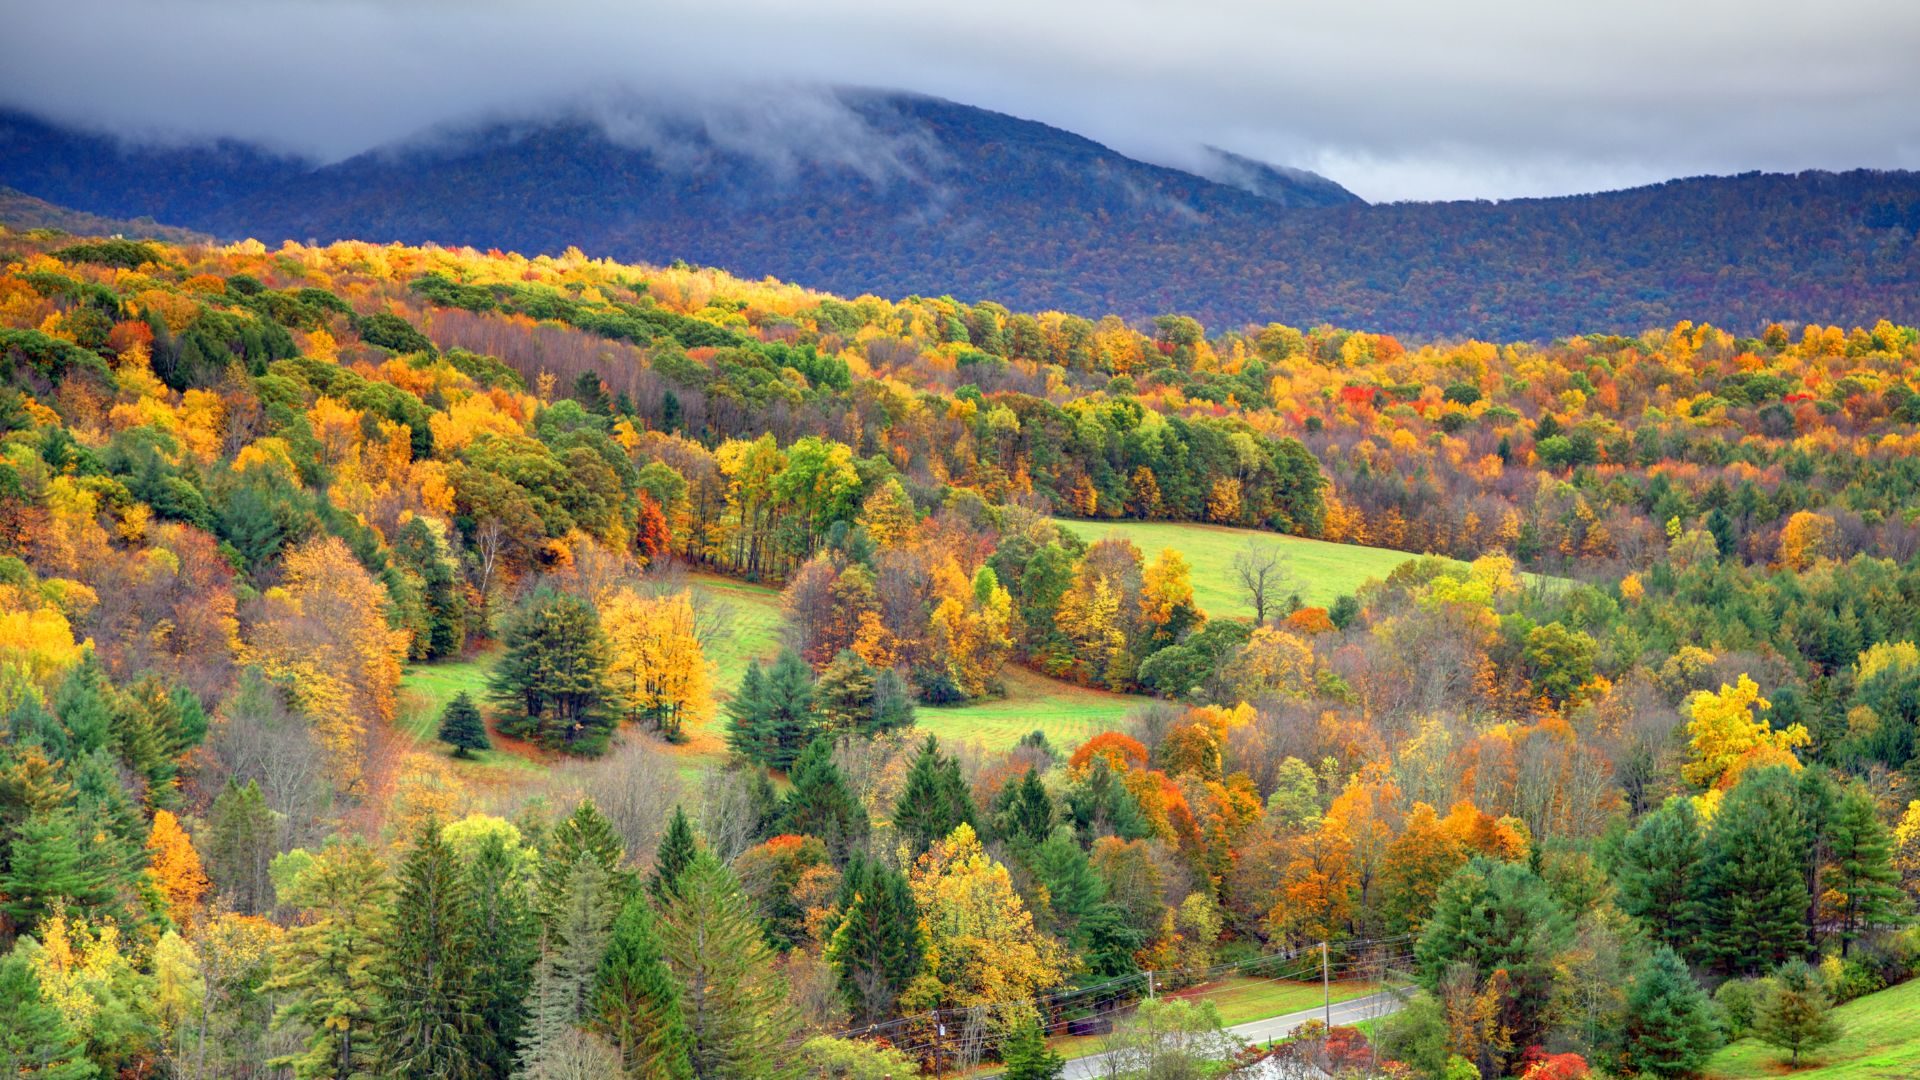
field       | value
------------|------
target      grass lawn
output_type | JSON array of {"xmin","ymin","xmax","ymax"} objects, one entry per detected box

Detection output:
[
  {"xmin": 395, "ymin": 653, "xmax": 545, "ymax": 777},
  {"xmin": 917, "ymin": 665, "xmax": 1143, "ymax": 753},
  {"xmin": 1705, "ymin": 977, "xmax": 1920, "ymax": 1079},
  {"xmin": 1052, "ymin": 517, "xmax": 1556, "ymax": 619},
  {"xmin": 1163, "ymin": 975, "xmax": 1385, "ymax": 1028}
]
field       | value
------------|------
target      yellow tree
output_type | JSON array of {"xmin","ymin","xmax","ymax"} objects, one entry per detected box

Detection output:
[
  {"xmin": 147, "ymin": 809, "xmax": 211, "ymax": 930},
  {"xmin": 601, "ymin": 587, "xmax": 713, "ymax": 742},
  {"xmin": 928, "ymin": 566, "xmax": 1014, "ymax": 699},
  {"xmin": 1681, "ymin": 675, "xmax": 1810, "ymax": 802},
  {"xmin": 1140, "ymin": 548, "xmax": 1202, "ymax": 645},
  {"xmin": 908, "ymin": 824, "xmax": 1072, "ymax": 1008},
  {"xmin": 1779, "ymin": 511, "xmax": 1839, "ymax": 571},
  {"xmin": 1270, "ymin": 817, "xmax": 1355, "ymax": 946}
]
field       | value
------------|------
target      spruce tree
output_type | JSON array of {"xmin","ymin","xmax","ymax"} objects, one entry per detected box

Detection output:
[
  {"xmin": 465, "ymin": 832, "xmax": 537, "ymax": 1078},
  {"xmin": 1, "ymin": 812, "xmax": 109, "ymax": 932},
  {"xmin": 0, "ymin": 953, "xmax": 94, "ymax": 1080},
  {"xmin": 650, "ymin": 805, "xmax": 699, "ymax": 901},
  {"xmin": 657, "ymin": 852, "xmax": 798, "ymax": 1077},
  {"xmin": 780, "ymin": 738, "xmax": 870, "ymax": 864},
  {"xmin": 591, "ymin": 893, "xmax": 693, "ymax": 1079},
  {"xmin": 1616, "ymin": 797, "xmax": 1709, "ymax": 963},
  {"xmin": 537, "ymin": 799, "xmax": 635, "ymax": 921},
  {"xmin": 893, "ymin": 735, "xmax": 975, "ymax": 855},
  {"xmin": 374, "ymin": 822, "xmax": 487, "ymax": 1078},
  {"xmin": 1704, "ymin": 767, "xmax": 1811, "ymax": 974},
  {"xmin": 723, "ymin": 661, "xmax": 770, "ymax": 763},
  {"xmin": 1031, "ymin": 828, "xmax": 1104, "ymax": 941},
  {"xmin": 826, "ymin": 853, "xmax": 925, "ymax": 1023},
  {"xmin": 551, "ymin": 860, "xmax": 621, "ymax": 1026},
  {"xmin": 207, "ymin": 779, "xmax": 275, "ymax": 915},
  {"xmin": 760, "ymin": 650, "xmax": 821, "ymax": 771},
  {"xmin": 1754, "ymin": 960, "xmax": 1842, "ymax": 1066},
  {"xmin": 1613, "ymin": 946, "xmax": 1721, "ymax": 1078},
  {"xmin": 993, "ymin": 766, "xmax": 1055, "ymax": 849},
  {"xmin": 1000, "ymin": 1016, "xmax": 1065, "ymax": 1080},
  {"xmin": 438, "ymin": 692, "xmax": 490, "ymax": 759},
  {"xmin": 1825, "ymin": 784, "xmax": 1903, "ymax": 956}
]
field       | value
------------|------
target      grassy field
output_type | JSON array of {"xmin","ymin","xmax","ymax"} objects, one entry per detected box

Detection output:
[
  {"xmin": 1705, "ymin": 978, "xmax": 1920, "ymax": 1078},
  {"xmin": 394, "ymin": 654, "xmax": 544, "ymax": 777},
  {"xmin": 1162, "ymin": 975, "xmax": 1386, "ymax": 1028},
  {"xmin": 1053, "ymin": 517, "xmax": 1541, "ymax": 619},
  {"xmin": 917, "ymin": 665, "xmax": 1142, "ymax": 753}
]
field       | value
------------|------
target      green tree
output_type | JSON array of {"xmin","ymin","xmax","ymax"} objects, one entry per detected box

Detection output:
[
  {"xmin": 206, "ymin": 779, "xmax": 275, "ymax": 915},
  {"xmin": 463, "ymin": 831, "xmax": 536, "ymax": 1080},
  {"xmin": 826, "ymin": 853, "xmax": 925, "ymax": 1024},
  {"xmin": 268, "ymin": 837, "xmax": 390, "ymax": 1080},
  {"xmin": 893, "ymin": 736, "xmax": 975, "ymax": 856},
  {"xmin": 1415, "ymin": 858, "xmax": 1573, "ymax": 1075},
  {"xmin": 488, "ymin": 591, "xmax": 615, "ymax": 755},
  {"xmin": 0, "ymin": 812, "xmax": 111, "ymax": 933},
  {"xmin": 374, "ymin": 822, "xmax": 488, "ymax": 1078},
  {"xmin": 650, "ymin": 805, "xmax": 699, "ymax": 901},
  {"xmin": 1031, "ymin": 828, "xmax": 1104, "ymax": 943},
  {"xmin": 780, "ymin": 738, "xmax": 870, "ymax": 864},
  {"xmin": 1705, "ymin": 767, "xmax": 1810, "ymax": 974},
  {"xmin": 1613, "ymin": 945, "xmax": 1721, "ymax": 1078},
  {"xmin": 1825, "ymin": 784, "xmax": 1902, "ymax": 956},
  {"xmin": 725, "ymin": 651, "xmax": 821, "ymax": 770},
  {"xmin": 1753, "ymin": 960, "xmax": 1842, "ymax": 1067},
  {"xmin": 1616, "ymin": 798, "xmax": 1709, "ymax": 964},
  {"xmin": 591, "ymin": 893, "xmax": 693, "ymax": 1079},
  {"xmin": 0, "ymin": 952, "xmax": 96, "ymax": 1080},
  {"xmin": 992, "ymin": 766, "xmax": 1055, "ymax": 850},
  {"xmin": 1000, "ymin": 1016, "xmax": 1064, "ymax": 1080},
  {"xmin": 656, "ymin": 852, "xmax": 798, "ymax": 1078},
  {"xmin": 537, "ymin": 799, "xmax": 635, "ymax": 922},
  {"xmin": 437, "ymin": 692, "xmax": 490, "ymax": 759}
]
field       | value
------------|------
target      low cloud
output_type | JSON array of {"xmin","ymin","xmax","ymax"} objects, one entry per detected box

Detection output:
[{"xmin": 3, "ymin": 0, "xmax": 1917, "ymax": 201}]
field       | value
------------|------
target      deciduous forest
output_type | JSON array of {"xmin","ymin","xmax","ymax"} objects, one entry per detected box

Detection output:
[{"xmin": 1, "ymin": 228, "xmax": 1918, "ymax": 1079}]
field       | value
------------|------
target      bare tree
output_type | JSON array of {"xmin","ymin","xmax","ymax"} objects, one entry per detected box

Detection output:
[{"xmin": 1233, "ymin": 539, "xmax": 1293, "ymax": 624}]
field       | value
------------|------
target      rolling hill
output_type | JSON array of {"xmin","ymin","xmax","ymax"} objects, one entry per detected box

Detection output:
[{"xmin": 5, "ymin": 92, "xmax": 1920, "ymax": 340}]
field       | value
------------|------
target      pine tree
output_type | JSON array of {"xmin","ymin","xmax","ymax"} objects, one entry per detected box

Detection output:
[
  {"xmin": 488, "ymin": 591, "xmax": 615, "ymax": 756},
  {"xmin": 0, "ymin": 953, "xmax": 95, "ymax": 1080},
  {"xmin": 438, "ymin": 692, "xmax": 490, "ymax": 759},
  {"xmin": 207, "ymin": 778, "xmax": 275, "ymax": 915},
  {"xmin": 1616, "ymin": 798, "xmax": 1709, "ymax": 963},
  {"xmin": 591, "ymin": 893, "xmax": 693, "ymax": 1079},
  {"xmin": 374, "ymin": 821, "xmax": 488, "ymax": 1078},
  {"xmin": 1753, "ymin": 960, "xmax": 1842, "ymax": 1066},
  {"xmin": 657, "ymin": 852, "xmax": 798, "ymax": 1077},
  {"xmin": 1, "ymin": 812, "xmax": 110, "ymax": 932},
  {"xmin": 759, "ymin": 650, "xmax": 821, "ymax": 771},
  {"xmin": 723, "ymin": 660, "xmax": 770, "ymax": 763},
  {"xmin": 893, "ymin": 735, "xmax": 975, "ymax": 856},
  {"xmin": 1613, "ymin": 946, "xmax": 1721, "ymax": 1078},
  {"xmin": 1000, "ymin": 1016, "xmax": 1065, "ymax": 1080},
  {"xmin": 1704, "ymin": 767, "xmax": 1811, "ymax": 974},
  {"xmin": 465, "ymin": 832, "xmax": 537, "ymax": 1080},
  {"xmin": 268, "ymin": 836, "xmax": 390, "ymax": 1080},
  {"xmin": 1825, "ymin": 784, "xmax": 1903, "ymax": 956},
  {"xmin": 650, "ymin": 805, "xmax": 699, "ymax": 901},
  {"xmin": 826, "ymin": 853, "xmax": 925, "ymax": 1023},
  {"xmin": 537, "ymin": 799, "xmax": 634, "ymax": 922},
  {"xmin": 1031, "ymin": 828, "xmax": 1104, "ymax": 941},
  {"xmin": 551, "ymin": 860, "xmax": 621, "ymax": 1026},
  {"xmin": 780, "ymin": 738, "xmax": 870, "ymax": 864},
  {"xmin": 992, "ymin": 765, "xmax": 1055, "ymax": 849}
]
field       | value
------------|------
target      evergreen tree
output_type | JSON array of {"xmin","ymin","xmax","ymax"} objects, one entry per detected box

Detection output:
[
  {"xmin": 657, "ymin": 852, "xmax": 798, "ymax": 1077},
  {"xmin": 992, "ymin": 765, "xmax": 1055, "ymax": 849},
  {"xmin": 537, "ymin": 799, "xmax": 634, "ymax": 922},
  {"xmin": 1079, "ymin": 903, "xmax": 1147, "ymax": 980},
  {"xmin": 826, "ymin": 853, "xmax": 925, "ymax": 1024},
  {"xmin": 759, "ymin": 650, "xmax": 821, "ymax": 771},
  {"xmin": 1, "ymin": 812, "xmax": 110, "ymax": 932},
  {"xmin": 893, "ymin": 735, "xmax": 974, "ymax": 856},
  {"xmin": 374, "ymin": 822, "xmax": 488, "ymax": 1078},
  {"xmin": 1000, "ymin": 1016, "xmax": 1065, "ymax": 1080},
  {"xmin": 438, "ymin": 692, "xmax": 491, "ymax": 759},
  {"xmin": 1616, "ymin": 797, "xmax": 1709, "ymax": 964},
  {"xmin": 207, "ymin": 779, "xmax": 276, "ymax": 915},
  {"xmin": 1065, "ymin": 757, "xmax": 1150, "ymax": 843},
  {"xmin": 814, "ymin": 649, "xmax": 877, "ymax": 735},
  {"xmin": 1753, "ymin": 960, "xmax": 1842, "ymax": 1067},
  {"xmin": 1705, "ymin": 767, "xmax": 1811, "ymax": 974},
  {"xmin": 488, "ymin": 591, "xmax": 615, "ymax": 756},
  {"xmin": 723, "ymin": 660, "xmax": 769, "ymax": 763},
  {"xmin": 0, "ymin": 953, "xmax": 95, "ymax": 1080},
  {"xmin": 650, "ymin": 805, "xmax": 699, "ymax": 901},
  {"xmin": 1613, "ymin": 946, "xmax": 1721, "ymax": 1078},
  {"xmin": 268, "ymin": 837, "xmax": 390, "ymax": 1080},
  {"xmin": 1031, "ymin": 827, "xmax": 1104, "ymax": 942},
  {"xmin": 1825, "ymin": 784, "xmax": 1902, "ymax": 956},
  {"xmin": 780, "ymin": 738, "xmax": 870, "ymax": 864},
  {"xmin": 550, "ymin": 861, "xmax": 621, "ymax": 1027},
  {"xmin": 465, "ymin": 832, "xmax": 537, "ymax": 1080},
  {"xmin": 591, "ymin": 893, "xmax": 693, "ymax": 1079}
]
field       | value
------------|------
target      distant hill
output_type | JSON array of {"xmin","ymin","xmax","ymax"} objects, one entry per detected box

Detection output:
[
  {"xmin": 0, "ymin": 186, "xmax": 211, "ymax": 244},
  {"xmin": 5, "ymin": 92, "xmax": 1920, "ymax": 339}
]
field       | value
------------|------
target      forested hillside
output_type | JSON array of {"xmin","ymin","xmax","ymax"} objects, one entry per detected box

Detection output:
[
  {"xmin": 6, "ymin": 97, "xmax": 1920, "ymax": 339},
  {"xmin": 2, "ymin": 228, "xmax": 1920, "ymax": 1078}
]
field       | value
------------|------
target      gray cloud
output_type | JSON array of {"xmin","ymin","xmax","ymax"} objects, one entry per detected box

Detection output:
[{"xmin": 3, "ymin": 0, "xmax": 1917, "ymax": 201}]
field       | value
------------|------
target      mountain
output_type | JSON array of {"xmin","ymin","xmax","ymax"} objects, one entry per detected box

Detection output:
[
  {"xmin": 0, "ymin": 186, "xmax": 212, "ymax": 243},
  {"xmin": 5, "ymin": 92, "xmax": 1920, "ymax": 340}
]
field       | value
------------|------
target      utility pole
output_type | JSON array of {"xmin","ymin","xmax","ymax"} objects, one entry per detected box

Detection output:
[
  {"xmin": 1146, "ymin": 969, "xmax": 1156, "ymax": 999},
  {"xmin": 1321, "ymin": 941, "xmax": 1331, "ymax": 1030}
]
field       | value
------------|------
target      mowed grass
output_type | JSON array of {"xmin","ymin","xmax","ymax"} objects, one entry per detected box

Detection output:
[
  {"xmin": 395, "ymin": 653, "xmax": 545, "ymax": 776},
  {"xmin": 1163, "ymin": 975, "xmax": 1386, "ymax": 1028},
  {"xmin": 1052, "ymin": 517, "xmax": 1545, "ymax": 619},
  {"xmin": 1706, "ymin": 978, "xmax": 1920, "ymax": 1079},
  {"xmin": 917, "ymin": 665, "xmax": 1141, "ymax": 753}
]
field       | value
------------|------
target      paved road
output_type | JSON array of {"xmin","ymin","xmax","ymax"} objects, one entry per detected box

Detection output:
[{"xmin": 1053, "ymin": 990, "xmax": 1408, "ymax": 1079}]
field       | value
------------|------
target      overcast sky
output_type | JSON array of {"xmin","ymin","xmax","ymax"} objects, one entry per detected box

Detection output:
[{"xmin": 4, "ymin": 0, "xmax": 1918, "ymax": 202}]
